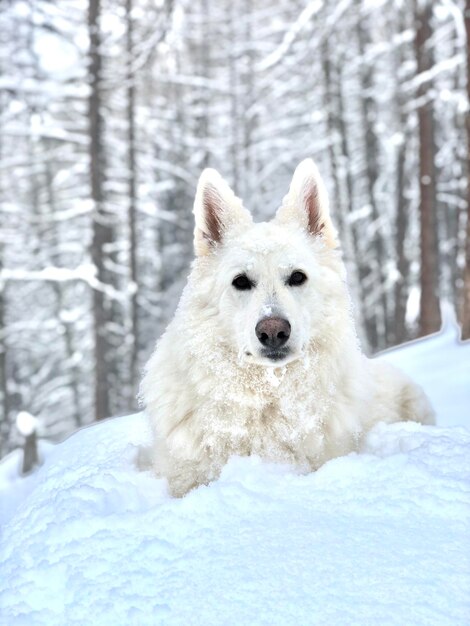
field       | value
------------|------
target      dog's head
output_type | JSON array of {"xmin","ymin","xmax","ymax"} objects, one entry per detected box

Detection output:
[{"xmin": 191, "ymin": 159, "xmax": 346, "ymax": 367}]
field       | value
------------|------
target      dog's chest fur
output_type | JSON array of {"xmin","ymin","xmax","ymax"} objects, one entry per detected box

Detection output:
[{"xmin": 156, "ymin": 334, "xmax": 362, "ymax": 488}]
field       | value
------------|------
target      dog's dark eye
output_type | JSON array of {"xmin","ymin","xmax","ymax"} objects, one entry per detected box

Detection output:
[
  {"xmin": 288, "ymin": 271, "xmax": 307, "ymax": 287},
  {"xmin": 232, "ymin": 274, "xmax": 253, "ymax": 291}
]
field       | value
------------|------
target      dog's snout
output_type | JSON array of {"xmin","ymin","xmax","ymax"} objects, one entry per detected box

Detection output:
[{"xmin": 255, "ymin": 317, "xmax": 291, "ymax": 349}]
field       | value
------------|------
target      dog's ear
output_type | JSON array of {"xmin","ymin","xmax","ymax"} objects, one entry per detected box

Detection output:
[
  {"xmin": 193, "ymin": 168, "xmax": 252, "ymax": 256},
  {"xmin": 275, "ymin": 159, "xmax": 338, "ymax": 248}
]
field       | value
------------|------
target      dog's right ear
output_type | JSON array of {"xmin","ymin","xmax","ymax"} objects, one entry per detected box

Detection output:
[
  {"xmin": 275, "ymin": 159, "xmax": 338, "ymax": 248},
  {"xmin": 193, "ymin": 168, "xmax": 252, "ymax": 256}
]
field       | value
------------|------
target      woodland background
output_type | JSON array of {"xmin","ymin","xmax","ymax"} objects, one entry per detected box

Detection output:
[{"xmin": 0, "ymin": 0, "xmax": 469, "ymax": 461}]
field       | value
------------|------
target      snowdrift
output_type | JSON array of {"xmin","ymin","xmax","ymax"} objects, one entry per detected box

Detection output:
[{"xmin": 0, "ymin": 324, "xmax": 469, "ymax": 625}]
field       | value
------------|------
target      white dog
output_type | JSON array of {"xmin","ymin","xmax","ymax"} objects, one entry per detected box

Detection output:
[{"xmin": 140, "ymin": 159, "xmax": 434, "ymax": 497}]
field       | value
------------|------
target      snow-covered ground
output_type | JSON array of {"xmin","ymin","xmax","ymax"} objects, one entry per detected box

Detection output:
[{"xmin": 0, "ymin": 323, "xmax": 469, "ymax": 625}]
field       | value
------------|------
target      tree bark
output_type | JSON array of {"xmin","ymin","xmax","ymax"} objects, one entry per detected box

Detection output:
[
  {"xmin": 0, "ymin": 118, "xmax": 10, "ymax": 455},
  {"xmin": 414, "ymin": 0, "xmax": 441, "ymax": 336},
  {"xmin": 0, "ymin": 255, "xmax": 10, "ymax": 457},
  {"xmin": 393, "ymin": 11, "xmax": 411, "ymax": 345},
  {"xmin": 462, "ymin": 0, "xmax": 470, "ymax": 339},
  {"xmin": 22, "ymin": 430, "xmax": 39, "ymax": 475},
  {"xmin": 394, "ymin": 136, "xmax": 409, "ymax": 344},
  {"xmin": 356, "ymin": 7, "xmax": 389, "ymax": 348},
  {"xmin": 228, "ymin": 2, "xmax": 239, "ymax": 189},
  {"xmin": 126, "ymin": 0, "xmax": 139, "ymax": 396},
  {"xmin": 89, "ymin": 0, "xmax": 112, "ymax": 419}
]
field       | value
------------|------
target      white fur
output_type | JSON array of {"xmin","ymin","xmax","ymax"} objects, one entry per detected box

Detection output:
[{"xmin": 140, "ymin": 160, "xmax": 435, "ymax": 497}]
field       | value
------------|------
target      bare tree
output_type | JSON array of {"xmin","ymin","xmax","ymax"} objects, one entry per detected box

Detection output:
[
  {"xmin": 393, "ymin": 11, "xmax": 412, "ymax": 345},
  {"xmin": 0, "ymin": 252, "xmax": 10, "ymax": 456},
  {"xmin": 89, "ymin": 0, "xmax": 113, "ymax": 420},
  {"xmin": 22, "ymin": 428, "xmax": 39, "ymax": 475},
  {"xmin": 0, "ymin": 109, "xmax": 10, "ymax": 455},
  {"xmin": 462, "ymin": 0, "xmax": 470, "ymax": 339},
  {"xmin": 356, "ymin": 5, "xmax": 389, "ymax": 348},
  {"xmin": 126, "ymin": 0, "xmax": 139, "ymax": 394},
  {"xmin": 414, "ymin": 0, "xmax": 441, "ymax": 336}
]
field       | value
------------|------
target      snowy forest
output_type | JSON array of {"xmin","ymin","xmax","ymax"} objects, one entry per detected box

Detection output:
[{"xmin": 0, "ymin": 0, "xmax": 469, "ymax": 460}]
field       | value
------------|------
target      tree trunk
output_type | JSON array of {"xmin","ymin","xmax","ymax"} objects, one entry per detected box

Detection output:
[
  {"xmin": 462, "ymin": 0, "xmax": 470, "ymax": 339},
  {"xmin": 414, "ymin": 0, "xmax": 441, "ymax": 336},
  {"xmin": 0, "ymin": 116, "xmax": 10, "ymax": 455},
  {"xmin": 356, "ymin": 7, "xmax": 389, "ymax": 348},
  {"xmin": 89, "ymin": 0, "xmax": 112, "ymax": 420},
  {"xmin": 242, "ymin": 0, "xmax": 255, "ymax": 202},
  {"xmin": 228, "ymin": 9, "xmax": 239, "ymax": 189},
  {"xmin": 126, "ymin": 0, "xmax": 139, "ymax": 396},
  {"xmin": 0, "ymin": 255, "xmax": 10, "ymax": 457},
  {"xmin": 393, "ymin": 11, "xmax": 411, "ymax": 345},
  {"xmin": 22, "ymin": 430, "xmax": 39, "ymax": 475},
  {"xmin": 394, "ymin": 137, "xmax": 409, "ymax": 344},
  {"xmin": 197, "ymin": 0, "xmax": 210, "ymax": 170}
]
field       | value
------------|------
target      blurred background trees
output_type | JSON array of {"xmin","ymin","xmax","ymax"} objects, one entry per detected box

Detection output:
[{"xmin": 0, "ymin": 0, "xmax": 469, "ymax": 456}]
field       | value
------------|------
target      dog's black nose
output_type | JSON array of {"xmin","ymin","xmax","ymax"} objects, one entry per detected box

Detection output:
[{"xmin": 255, "ymin": 317, "xmax": 291, "ymax": 349}]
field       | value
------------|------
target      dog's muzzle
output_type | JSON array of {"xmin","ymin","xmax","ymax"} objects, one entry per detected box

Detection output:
[{"xmin": 255, "ymin": 317, "xmax": 291, "ymax": 361}]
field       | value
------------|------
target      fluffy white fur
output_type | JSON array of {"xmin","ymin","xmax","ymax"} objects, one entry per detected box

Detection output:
[{"xmin": 140, "ymin": 159, "xmax": 435, "ymax": 497}]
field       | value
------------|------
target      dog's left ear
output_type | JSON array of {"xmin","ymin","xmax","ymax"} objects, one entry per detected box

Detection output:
[
  {"xmin": 275, "ymin": 159, "xmax": 338, "ymax": 248},
  {"xmin": 193, "ymin": 168, "xmax": 252, "ymax": 256}
]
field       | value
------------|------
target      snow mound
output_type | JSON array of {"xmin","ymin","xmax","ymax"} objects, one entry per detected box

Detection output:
[
  {"xmin": 1, "ymin": 326, "xmax": 469, "ymax": 625},
  {"xmin": 1, "ymin": 410, "xmax": 469, "ymax": 626}
]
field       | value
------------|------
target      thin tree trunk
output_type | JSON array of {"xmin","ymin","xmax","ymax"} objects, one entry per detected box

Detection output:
[
  {"xmin": 89, "ymin": 0, "xmax": 112, "ymax": 419},
  {"xmin": 393, "ymin": 13, "xmax": 411, "ymax": 345},
  {"xmin": 242, "ymin": 0, "xmax": 255, "ymax": 201},
  {"xmin": 0, "ymin": 116, "xmax": 10, "ymax": 455},
  {"xmin": 321, "ymin": 40, "xmax": 343, "ymax": 233},
  {"xmin": 22, "ymin": 429, "xmax": 39, "ymax": 475},
  {"xmin": 228, "ymin": 3, "xmax": 239, "ymax": 189},
  {"xmin": 0, "ymin": 255, "xmax": 10, "ymax": 457},
  {"xmin": 462, "ymin": 0, "xmax": 470, "ymax": 339},
  {"xmin": 356, "ymin": 8, "xmax": 388, "ymax": 348},
  {"xmin": 394, "ymin": 138, "xmax": 409, "ymax": 344},
  {"xmin": 414, "ymin": 0, "xmax": 441, "ymax": 336},
  {"xmin": 198, "ymin": 0, "xmax": 210, "ymax": 170},
  {"xmin": 126, "ymin": 0, "xmax": 139, "ymax": 396}
]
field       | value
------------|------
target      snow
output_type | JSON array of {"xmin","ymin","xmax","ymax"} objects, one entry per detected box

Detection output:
[
  {"xmin": 0, "ymin": 325, "xmax": 469, "ymax": 625},
  {"xmin": 15, "ymin": 411, "xmax": 38, "ymax": 437},
  {"xmin": 0, "ymin": 440, "xmax": 55, "ymax": 527},
  {"xmin": 1, "ymin": 264, "xmax": 129, "ymax": 305},
  {"xmin": 379, "ymin": 314, "xmax": 470, "ymax": 427}
]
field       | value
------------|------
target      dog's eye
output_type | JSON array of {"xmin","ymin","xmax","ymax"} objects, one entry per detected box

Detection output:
[
  {"xmin": 232, "ymin": 274, "xmax": 253, "ymax": 291},
  {"xmin": 288, "ymin": 271, "xmax": 307, "ymax": 287}
]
